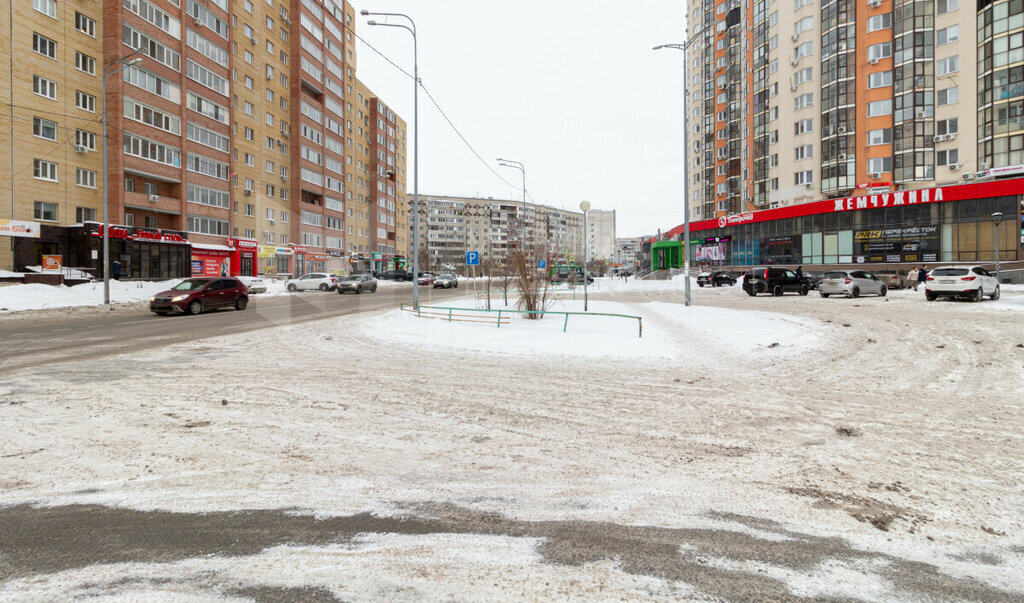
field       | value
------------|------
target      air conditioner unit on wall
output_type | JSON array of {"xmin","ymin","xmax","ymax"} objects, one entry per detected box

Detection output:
[
  {"xmin": 933, "ymin": 135, "xmax": 944, "ymax": 142},
  {"xmin": 148, "ymin": 194, "xmax": 159, "ymax": 202},
  {"xmin": 250, "ymin": 37, "xmax": 257, "ymax": 45},
  {"xmin": 948, "ymin": 163, "xmax": 960, "ymax": 170},
  {"xmin": 74, "ymin": 145, "xmax": 88, "ymax": 154},
  {"xmin": 792, "ymin": 34, "xmax": 800, "ymax": 42},
  {"xmin": 870, "ymin": 0, "xmax": 882, "ymax": 6},
  {"xmin": 869, "ymin": 58, "xmax": 879, "ymax": 65},
  {"xmin": 962, "ymin": 172, "xmax": 975, "ymax": 180},
  {"xmin": 244, "ymin": 189, "xmax": 252, "ymax": 196},
  {"xmin": 838, "ymin": 125, "xmax": 847, "ymax": 134},
  {"xmin": 869, "ymin": 172, "xmax": 882, "ymax": 179}
]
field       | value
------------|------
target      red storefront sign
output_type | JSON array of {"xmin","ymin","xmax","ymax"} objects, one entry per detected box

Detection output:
[
  {"xmin": 310, "ymin": 253, "xmax": 331, "ymax": 262},
  {"xmin": 660, "ymin": 178, "xmax": 1024, "ymax": 240},
  {"xmin": 227, "ymin": 237, "xmax": 259, "ymax": 250},
  {"xmin": 91, "ymin": 224, "xmax": 188, "ymax": 243}
]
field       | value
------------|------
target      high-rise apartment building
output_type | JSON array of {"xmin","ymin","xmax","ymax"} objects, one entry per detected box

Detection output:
[
  {"xmin": 686, "ymin": 0, "xmax": 1019, "ymax": 219},
  {"xmin": 413, "ymin": 194, "xmax": 585, "ymax": 271},
  {"xmin": 584, "ymin": 209, "xmax": 616, "ymax": 261},
  {"xmin": 1, "ymin": 0, "xmax": 106, "ymax": 270}
]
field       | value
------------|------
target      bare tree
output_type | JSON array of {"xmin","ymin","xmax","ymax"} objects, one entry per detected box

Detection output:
[{"xmin": 510, "ymin": 247, "xmax": 552, "ymax": 319}]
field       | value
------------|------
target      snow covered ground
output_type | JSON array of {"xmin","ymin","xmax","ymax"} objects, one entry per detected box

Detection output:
[{"xmin": 2, "ymin": 277, "xmax": 1024, "ymax": 599}]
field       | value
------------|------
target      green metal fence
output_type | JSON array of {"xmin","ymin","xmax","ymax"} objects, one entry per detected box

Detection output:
[{"xmin": 401, "ymin": 303, "xmax": 642, "ymax": 338}]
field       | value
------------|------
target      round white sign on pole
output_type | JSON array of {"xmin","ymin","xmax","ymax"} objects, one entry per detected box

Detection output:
[{"xmin": 579, "ymin": 201, "xmax": 591, "ymax": 212}]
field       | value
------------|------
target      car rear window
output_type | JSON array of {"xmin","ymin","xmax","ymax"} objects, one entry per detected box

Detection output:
[
  {"xmin": 932, "ymin": 268, "xmax": 968, "ymax": 276},
  {"xmin": 824, "ymin": 271, "xmax": 847, "ymax": 279}
]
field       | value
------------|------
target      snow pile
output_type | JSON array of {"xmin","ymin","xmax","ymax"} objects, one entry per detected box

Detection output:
[
  {"xmin": 356, "ymin": 298, "xmax": 823, "ymax": 361},
  {"xmin": 0, "ymin": 279, "xmax": 184, "ymax": 312}
]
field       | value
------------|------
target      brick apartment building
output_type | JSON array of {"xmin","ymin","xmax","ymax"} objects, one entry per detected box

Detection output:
[{"xmin": 0, "ymin": 0, "xmax": 407, "ymax": 278}]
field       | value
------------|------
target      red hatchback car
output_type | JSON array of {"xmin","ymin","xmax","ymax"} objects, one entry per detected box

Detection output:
[{"xmin": 150, "ymin": 277, "xmax": 249, "ymax": 315}]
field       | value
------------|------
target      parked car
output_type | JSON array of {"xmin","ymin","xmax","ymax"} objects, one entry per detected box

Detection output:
[
  {"xmin": 150, "ymin": 277, "xmax": 248, "ymax": 315},
  {"xmin": 285, "ymin": 273, "xmax": 337, "ymax": 292},
  {"xmin": 925, "ymin": 265, "xmax": 1000, "ymax": 302},
  {"xmin": 803, "ymin": 272, "xmax": 823, "ymax": 290},
  {"xmin": 236, "ymin": 276, "xmax": 267, "ymax": 294},
  {"xmin": 336, "ymin": 274, "xmax": 378, "ymax": 294},
  {"xmin": 742, "ymin": 266, "xmax": 810, "ymax": 297},
  {"xmin": 874, "ymin": 269, "xmax": 910, "ymax": 290},
  {"xmin": 433, "ymin": 273, "xmax": 459, "ymax": 289},
  {"xmin": 380, "ymin": 269, "xmax": 414, "ymax": 281},
  {"xmin": 697, "ymin": 271, "xmax": 736, "ymax": 287},
  {"xmin": 818, "ymin": 270, "xmax": 887, "ymax": 298},
  {"xmin": 417, "ymin": 272, "xmax": 436, "ymax": 286}
]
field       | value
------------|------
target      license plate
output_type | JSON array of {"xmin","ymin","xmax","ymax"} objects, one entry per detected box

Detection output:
[
  {"xmin": 826, "ymin": 280, "xmax": 840, "ymax": 286},
  {"xmin": 940, "ymin": 279, "xmax": 954, "ymax": 284}
]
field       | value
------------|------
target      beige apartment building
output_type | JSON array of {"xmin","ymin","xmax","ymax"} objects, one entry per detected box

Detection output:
[
  {"xmin": 686, "ymin": 0, "xmax": 1018, "ymax": 220},
  {"xmin": 413, "ymin": 194, "xmax": 585, "ymax": 272},
  {"xmin": 1, "ymin": 0, "xmax": 105, "ymax": 271}
]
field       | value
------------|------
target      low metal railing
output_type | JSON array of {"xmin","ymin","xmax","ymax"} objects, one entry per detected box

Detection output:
[{"xmin": 401, "ymin": 303, "xmax": 642, "ymax": 338}]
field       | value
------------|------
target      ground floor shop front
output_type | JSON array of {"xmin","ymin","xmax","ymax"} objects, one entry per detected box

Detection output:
[{"xmin": 658, "ymin": 179, "xmax": 1023, "ymax": 271}]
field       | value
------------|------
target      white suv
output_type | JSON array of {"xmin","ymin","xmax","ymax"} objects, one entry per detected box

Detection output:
[{"xmin": 925, "ymin": 265, "xmax": 1000, "ymax": 302}]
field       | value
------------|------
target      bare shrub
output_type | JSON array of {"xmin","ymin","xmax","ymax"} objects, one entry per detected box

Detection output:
[{"xmin": 510, "ymin": 248, "xmax": 552, "ymax": 319}]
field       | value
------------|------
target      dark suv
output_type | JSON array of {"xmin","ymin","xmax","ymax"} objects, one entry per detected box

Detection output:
[
  {"xmin": 380, "ymin": 269, "xmax": 413, "ymax": 281},
  {"xmin": 742, "ymin": 267, "xmax": 810, "ymax": 297}
]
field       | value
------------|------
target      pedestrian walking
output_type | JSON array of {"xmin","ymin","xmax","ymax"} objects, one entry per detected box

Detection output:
[
  {"xmin": 908, "ymin": 266, "xmax": 919, "ymax": 288},
  {"xmin": 111, "ymin": 259, "xmax": 122, "ymax": 280},
  {"xmin": 915, "ymin": 265, "xmax": 929, "ymax": 291},
  {"xmin": 795, "ymin": 266, "xmax": 804, "ymax": 280}
]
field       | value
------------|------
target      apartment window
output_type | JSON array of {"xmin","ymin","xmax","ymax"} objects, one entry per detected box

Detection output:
[
  {"xmin": 769, "ymin": 35, "xmax": 778, "ymax": 50},
  {"xmin": 937, "ymin": 87, "xmax": 959, "ymax": 106},
  {"xmin": 187, "ymin": 184, "xmax": 229, "ymax": 208},
  {"xmin": 794, "ymin": 144, "xmax": 813, "ymax": 160},
  {"xmin": 187, "ymin": 215, "xmax": 229, "ymax": 236},
  {"xmin": 266, "ymin": 208, "xmax": 275, "ymax": 221},
  {"xmin": 769, "ymin": 178, "xmax": 779, "ymax": 191},
  {"xmin": 33, "ymin": 0, "xmax": 56, "ymax": 18},
  {"xmin": 769, "ymin": 106, "xmax": 779, "ymax": 121},
  {"xmin": 769, "ymin": 11, "xmax": 778, "ymax": 26},
  {"xmin": 769, "ymin": 59, "xmax": 778, "ymax": 74},
  {"xmin": 794, "ymin": 42, "xmax": 813, "ymax": 59},
  {"xmin": 187, "ymin": 153, "xmax": 229, "ymax": 179},
  {"xmin": 125, "ymin": 97, "xmax": 181, "ymax": 134},
  {"xmin": 936, "ymin": 56, "xmax": 959, "ymax": 76},
  {"xmin": 867, "ymin": 100, "xmax": 892, "ymax": 116},
  {"xmin": 33, "ymin": 33, "xmax": 57, "ymax": 59},
  {"xmin": 769, "ymin": 154, "xmax": 779, "ymax": 167},
  {"xmin": 794, "ymin": 67, "xmax": 813, "ymax": 86},
  {"xmin": 266, "ymin": 160, "xmax": 275, "ymax": 173},
  {"xmin": 244, "ymin": 127, "xmax": 254, "ymax": 141},
  {"xmin": 74, "ymin": 52, "xmax": 97, "ymax": 75},
  {"xmin": 937, "ymin": 0, "xmax": 957, "ymax": 14},
  {"xmin": 33, "ymin": 117, "xmax": 57, "ymax": 141},
  {"xmin": 794, "ymin": 93, "xmax": 813, "ymax": 110},
  {"xmin": 794, "ymin": 0, "xmax": 812, "ymax": 8},
  {"xmin": 867, "ymin": 71, "xmax": 892, "ymax": 89},
  {"xmin": 867, "ymin": 128, "xmax": 893, "ymax": 145},
  {"xmin": 75, "ymin": 12, "xmax": 96, "ymax": 36},
  {"xmin": 244, "ymin": 50, "xmax": 253, "ymax": 65},
  {"xmin": 795, "ymin": 119, "xmax": 814, "ymax": 134},
  {"xmin": 34, "ymin": 201, "xmax": 58, "ymax": 221},
  {"xmin": 866, "ymin": 13, "xmax": 891, "ymax": 32},
  {"xmin": 936, "ymin": 25, "xmax": 958, "ymax": 45},
  {"xmin": 794, "ymin": 16, "xmax": 813, "ymax": 36},
  {"xmin": 244, "ymin": 101, "xmax": 254, "ymax": 115},
  {"xmin": 937, "ymin": 118, "xmax": 958, "ymax": 135},
  {"xmin": 794, "ymin": 170, "xmax": 814, "ymax": 185},
  {"xmin": 188, "ymin": 92, "xmax": 229, "ymax": 124},
  {"xmin": 33, "ymin": 159, "xmax": 58, "ymax": 181},
  {"xmin": 75, "ymin": 90, "xmax": 96, "ymax": 112},
  {"xmin": 244, "ymin": 153, "xmax": 254, "ymax": 166},
  {"xmin": 125, "ymin": 178, "xmax": 135, "ymax": 191},
  {"xmin": 186, "ymin": 59, "xmax": 228, "ymax": 95},
  {"xmin": 186, "ymin": 122, "xmax": 229, "ymax": 152},
  {"xmin": 76, "ymin": 207, "xmax": 97, "ymax": 222},
  {"xmin": 124, "ymin": 213, "xmax": 135, "ymax": 226},
  {"xmin": 33, "ymin": 75, "xmax": 57, "ymax": 99},
  {"xmin": 186, "ymin": 28, "xmax": 229, "ymax": 67},
  {"xmin": 75, "ymin": 129, "xmax": 96, "ymax": 150},
  {"xmin": 123, "ymin": 65, "xmax": 180, "ymax": 101},
  {"xmin": 867, "ymin": 157, "xmax": 893, "ymax": 173},
  {"xmin": 145, "ymin": 216, "xmax": 158, "ymax": 229},
  {"xmin": 76, "ymin": 168, "xmax": 97, "ymax": 189},
  {"xmin": 245, "ymin": 203, "xmax": 255, "ymax": 217},
  {"xmin": 144, "ymin": 182, "xmax": 158, "ymax": 195},
  {"xmin": 124, "ymin": 133, "xmax": 181, "ymax": 167},
  {"xmin": 936, "ymin": 149, "xmax": 959, "ymax": 166},
  {"xmin": 867, "ymin": 42, "xmax": 891, "ymax": 61}
]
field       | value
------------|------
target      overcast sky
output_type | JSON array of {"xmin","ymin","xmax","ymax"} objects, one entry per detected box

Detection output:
[{"xmin": 350, "ymin": 1, "xmax": 688, "ymax": 238}]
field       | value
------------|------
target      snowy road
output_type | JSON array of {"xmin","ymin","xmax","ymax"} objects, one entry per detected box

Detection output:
[{"xmin": 1, "ymin": 279, "xmax": 1023, "ymax": 600}]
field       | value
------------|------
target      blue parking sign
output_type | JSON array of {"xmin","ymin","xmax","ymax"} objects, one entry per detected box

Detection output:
[
  {"xmin": 466, "ymin": 251, "xmax": 480, "ymax": 265},
  {"xmin": 537, "ymin": 260, "xmax": 546, "ymax": 269}
]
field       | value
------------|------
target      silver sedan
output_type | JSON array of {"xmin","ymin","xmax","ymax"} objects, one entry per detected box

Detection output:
[{"xmin": 819, "ymin": 270, "xmax": 887, "ymax": 298}]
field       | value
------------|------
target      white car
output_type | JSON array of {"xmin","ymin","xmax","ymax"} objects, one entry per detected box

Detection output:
[
  {"xmin": 285, "ymin": 272, "xmax": 337, "ymax": 292},
  {"xmin": 925, "ymin": 265, "xmax": 1000, "ymax": 302},
  {"xmin": 819, "ymin": 270, "xmax": 887, "ymax": 298},
  {"xmin": 236, "ymin": 276, "xmax": 267, "ymax": 294}
]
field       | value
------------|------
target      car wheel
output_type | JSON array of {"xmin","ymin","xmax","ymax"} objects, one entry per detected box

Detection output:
[
  {"xmin": 992, "ymin": 285, "xmax": 1000, "ymax": 300},
  {"xmin": 698, "ymin": 283, "xmax": 705, "ymax": 287},
  {"xmin": 820, "ymin": 292, "xmax": 829, "ymax": 298},
  {"xmin": 319, "ymin": 283, "xmax": 329, "ymax": 291},
  {"xmin": 926, "ymin": 292, "xmax": 937, "ymax": 302},
  {"xmin": 454, "ymin": 283, "xmax": 458, "ymax": 288},
  {"xmin": 187, "ymin": 300, "xmax": 203, "ymax": 315},
  {"xmin": 772, "ymin": 285, "xmax": 783, "ymax": 297},
  {"xmin": 235, "ymin": 296, "xmax": 248, "ymax": 311},
  {"xmin": 974, "ymin": 287, "xmax": 984, "ymax": 302},
  {"xmin": 355, "ymin": 286, "xmax": 362, "ymax": 294},
  {"xmin": 372, "ymin": 285, "xmax": 377, "ymax": 292},
  {"xmin": 879, "ymin": 285, "xmax": 887, "ymax": 297},
  {"xmin": 287, "ymin": 283, "xmax": 297, "ymax": 292},
  {"xmin": 851, "ymin": 286, "xmax": 860, "ymax": 298},
  {"xmin": 799, "ymin": 285, "xmax": 809, "ymax": 296},
  {"xmin": 155, "ymin": 311, "xmax": 169, "ymax": 316}
]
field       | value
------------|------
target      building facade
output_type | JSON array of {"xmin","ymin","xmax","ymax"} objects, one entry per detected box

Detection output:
[
  {"xmin": 1, "ymin": 0, "xmax": 406, "ymax": 277},
  {"xmin": 686, "ymin": 0, "xmax": 1019, "ymax": 223},
  {"xmin": 615, "ymin": 236, "xmax": 644, "ymax": 269},
  {"xmin": 585, "ymin": 209, "xmax": 616, "ymax": 261},
  {"xmin": 412, "ymin": 194, "xmax": 585, "ymax": 272}
]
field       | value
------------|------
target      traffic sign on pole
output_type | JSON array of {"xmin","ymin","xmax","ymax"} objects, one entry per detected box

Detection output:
[
  {"xmin": 466, "ymin": 251, "xmax": 480, "ymax": 265},
  {"xmin": 537, "ymin": 260, "xmax": 546, "ymax": 269}
]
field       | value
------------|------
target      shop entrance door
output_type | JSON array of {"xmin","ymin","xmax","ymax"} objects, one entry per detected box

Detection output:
[
  {"xmin": 240, "ymin": 253, "xmax": 253, "ymax": 276},
  {"xmin": 295, "ymin": 254, "xmax": 306, "ymax": 276}
]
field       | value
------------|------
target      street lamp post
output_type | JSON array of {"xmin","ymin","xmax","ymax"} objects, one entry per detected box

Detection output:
[
  {"xmin": 992, "ymin": 212, "xmax": 1004, "ymax": 282},
  {"xmin": 580, "ymin": 200, "xmax": 590, "ymax": 311},
  {"xmin": 101, "ymin": 51, "xmax": 143, "ymax": 304},
  {"xmin": 655, "ymin": 33, "xmax": 702, "ymax": 307},
  {"xmin": 497, "ymin": 158, "xmax": 527, "ymax": 251},
  {"xmin": 363, "ymin": 10, "xmax": 419, "ymax": 307}
]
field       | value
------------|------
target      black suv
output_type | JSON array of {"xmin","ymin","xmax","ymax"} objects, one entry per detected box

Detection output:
[
  {"xmin": 742, "ymin": 267, "xmax": 810, "ymax": 297},
  {"xmin": 697, "ymin": 271, "xmax": 736, "ymax": 287},
  {"xmin": 380, "ymin": 269, "xmax": 413, "ymax": 281}
]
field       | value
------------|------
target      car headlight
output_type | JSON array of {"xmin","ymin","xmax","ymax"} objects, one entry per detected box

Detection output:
[
  {"xmin": 171, "ymin": 294, "xmax": 189, "ymax": 302},
  {"xmin": 149, "ymin": 296, "xmax": 156, "ymax": 302}
]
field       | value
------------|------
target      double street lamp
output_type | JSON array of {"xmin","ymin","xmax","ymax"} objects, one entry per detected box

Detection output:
[
  {"xmin": 654, "ymin": 34, "xmax": 702, "ymax": 307},
  {"xmin": 363, "ymin": 10, "xmax": 420, "ymax": 307},
  {"xmin": 497, "ymin": 158, "xmax": 527, "ymax": 250},
  {"xmin": 580, "ymin": 200, "xmax": 590, "ymax": 311},
  {"xmin": 992, "ymin": 211, "xmax": 1004, "ymax": 282},
  {"xmin": 101, "ymin": 50, "xmax": 143, "ymax": 304}
]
